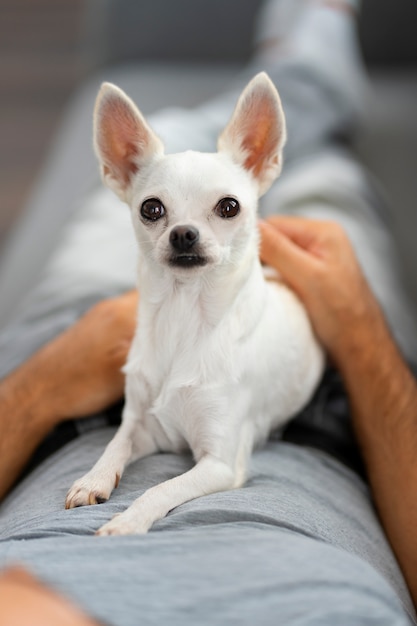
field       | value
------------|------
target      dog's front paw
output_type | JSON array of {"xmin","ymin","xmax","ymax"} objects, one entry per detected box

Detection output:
[
  {"xmin": 65, "ymin": 471, "xmax": 120, "ymax": 509},
  {"xmin": 96, "ymin": 508, "xmax": 151, "ymax": 536}
]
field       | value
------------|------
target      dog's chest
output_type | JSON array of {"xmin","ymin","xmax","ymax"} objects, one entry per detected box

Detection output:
[
  {"xmin": 131, "ymin": 295, "xmax": 238, "ymax": 452},
  {"xmin": 141, "ymin": 284, "xmax": 238, "ymax": 379}
]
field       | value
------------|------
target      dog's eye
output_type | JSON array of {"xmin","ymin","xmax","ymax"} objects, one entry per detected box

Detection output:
[
  {"xmin": 140, "ymin": 198, "xmax": 165, "ymax": 221},
  {"xmin": 215, "ymin": 197, "xmax": 240, "ymax": 219}
]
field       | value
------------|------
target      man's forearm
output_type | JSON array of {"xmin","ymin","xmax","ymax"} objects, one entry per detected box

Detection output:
[
  {"xmin": 259, "ymin": 216, "xmax": 417, "ymax": 605},
  {"xmin": 337, "ymin": 314, "xmax": 417, "ymax": 605},
  {"xmin": 0, "ymin": 293, "xmax": 136, "ymax": 502},
  {"xmin": 0, "ymin": 350, "xmax": 60, "ymax": 500}
]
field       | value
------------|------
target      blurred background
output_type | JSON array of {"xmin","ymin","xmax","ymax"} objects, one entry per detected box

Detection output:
[
  {"xmin": 0, "ymin": 0, "xmax": 416, "ymax": 326},
  {"xmin": 0, "ymin": 0, "xmax": 84, "ymax": 245}
]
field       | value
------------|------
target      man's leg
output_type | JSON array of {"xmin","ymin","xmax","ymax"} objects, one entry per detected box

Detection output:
[{"xmin": 151, "ymin": 0, "xmax": 364, "ymax": 161}]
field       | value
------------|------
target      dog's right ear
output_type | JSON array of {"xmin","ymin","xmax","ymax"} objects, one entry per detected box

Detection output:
[{"xmin": 94, "ymin": 83, "xmax": 164, "ymax": 201}]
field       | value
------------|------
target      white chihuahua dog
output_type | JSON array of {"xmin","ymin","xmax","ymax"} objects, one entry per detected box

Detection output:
[{"xmin": 65, "ymin": 72, "xmax": 324, "ymax": 535}]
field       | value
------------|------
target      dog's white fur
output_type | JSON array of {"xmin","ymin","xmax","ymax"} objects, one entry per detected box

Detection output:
[{"xmin": 65, "ymin": 73, "xmax": 325, "ymax": 535}]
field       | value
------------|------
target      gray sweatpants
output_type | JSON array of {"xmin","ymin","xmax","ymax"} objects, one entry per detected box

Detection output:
[{"xmin": 0, "ymin": 3, "xmax": 416, "ymax": 625}]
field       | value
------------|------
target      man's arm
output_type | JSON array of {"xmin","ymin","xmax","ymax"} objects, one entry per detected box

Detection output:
[
  {"xmin": 0, "ymin": 566, "xmax": 100, "ymax": 626},
  {"xmin": 0, "ymin": 290, "xmax": 138, "ymax": 501},
  {"xmin": 260, "ymin": 217, "xmax": 417, "ymax": 606}
]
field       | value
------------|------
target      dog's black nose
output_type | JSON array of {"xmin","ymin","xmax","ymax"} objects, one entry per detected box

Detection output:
[{"xmin": 169, "ymin": 225, "xmax": 199, "ymax": 251}]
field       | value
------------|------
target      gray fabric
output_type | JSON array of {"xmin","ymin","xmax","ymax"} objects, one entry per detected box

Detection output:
[{"xmin": 0, "ymin": 429, "xmax": 414, "ymax": 625}]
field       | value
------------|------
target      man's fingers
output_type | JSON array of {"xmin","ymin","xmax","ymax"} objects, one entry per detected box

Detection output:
[
  {"xmin": 263, "ymin": 215, "xmax": 326, "ymax": 250},
  {"xmin": 259, "ymin": 221, "xmax": 317, "ymax": 290},
  {"xmin": 264, "ymin": 215, "xmax": 351, "ymax": 257}
]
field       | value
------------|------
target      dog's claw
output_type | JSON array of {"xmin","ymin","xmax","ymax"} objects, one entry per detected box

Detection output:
[
  {"xmin": 65, "ymin": 472, "xmax": 118, "ymax": 509},
  {"xmin": 65, "ymin": 486, "xmax": 109, "ymax": 509}
]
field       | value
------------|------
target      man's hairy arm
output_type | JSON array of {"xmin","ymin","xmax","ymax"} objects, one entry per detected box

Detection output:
[
  {"xmin": 260, "ymin": 216, "xmax": 417, "ymax": 606},
  {"xmin": 0, "ymin": 291, "xmax": 138, "ymax": 501}
]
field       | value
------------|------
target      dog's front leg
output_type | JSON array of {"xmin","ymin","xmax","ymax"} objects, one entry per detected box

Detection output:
[
  {"xmin": 96, "ymin": 454, "xmax": 236, "ymax": 535},
  {"xmin": 65, "ymin": 375, "xmax": 156, "ymax": 509},
  {"xmin": 65, "ymin": 417, "xmax": 157, "ymax": 509}
]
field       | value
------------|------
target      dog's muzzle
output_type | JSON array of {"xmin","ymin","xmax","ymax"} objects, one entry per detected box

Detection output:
[{"xmin": 169, "ymin": 225, "xmax": 208, "ymax": 268}]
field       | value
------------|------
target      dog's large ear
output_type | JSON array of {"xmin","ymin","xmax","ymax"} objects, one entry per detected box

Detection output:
[
  {"xmin": 93, "ymin": 83, "xmax": 164, "ymax": 201},
  {"xmin": 218, "ymin": 72, "xmax": 286, "ymax": 196}
]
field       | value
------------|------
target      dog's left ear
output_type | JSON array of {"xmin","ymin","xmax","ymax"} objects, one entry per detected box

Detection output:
[{"xmin": 218, "ymin": 72, "xmax": 286, "ymax": 196}]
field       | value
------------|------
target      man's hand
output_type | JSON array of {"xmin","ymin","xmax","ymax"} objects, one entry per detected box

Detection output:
[
  {"xmin": 259, "ymin": 216, "xmax": 384, "ymax": 366},
  {"xmin": 39, "ymin": 290, "xmax": 138, "ymax": 422}
]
